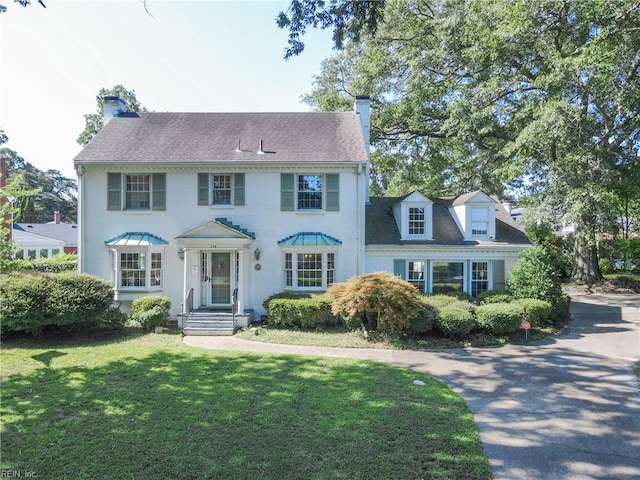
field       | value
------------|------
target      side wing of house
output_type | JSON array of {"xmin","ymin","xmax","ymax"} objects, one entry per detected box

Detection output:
[{"xmin": 364, "ymin": 191, "xmax": 531, "ymax": 297}]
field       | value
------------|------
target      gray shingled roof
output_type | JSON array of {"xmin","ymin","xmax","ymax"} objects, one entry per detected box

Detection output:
[
  {"xmin": 14, "ymin": 223, "xmax": 78, "ymax": 246},
  {"xmin": 366, "ymin": 196, "xmax": 531, "ymax": 246},
  {"xmin": 74, "ymin": 112, "xmax": 368, "ymax": 164}
]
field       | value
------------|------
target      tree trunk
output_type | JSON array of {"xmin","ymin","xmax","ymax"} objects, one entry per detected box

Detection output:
[{"xmin": 572, "ymin": 222, "xmax": 603, "ymax": 285}]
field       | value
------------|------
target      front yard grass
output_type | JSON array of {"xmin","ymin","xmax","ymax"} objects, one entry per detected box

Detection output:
[{"xmin": 1, "ymin": 329, "xmax": 492, "ymax": 480}]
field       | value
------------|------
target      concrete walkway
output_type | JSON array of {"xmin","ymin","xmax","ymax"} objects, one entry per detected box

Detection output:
[{"xmin": 184, "ymin": 293, "xmax": 640, "ymax": 480}]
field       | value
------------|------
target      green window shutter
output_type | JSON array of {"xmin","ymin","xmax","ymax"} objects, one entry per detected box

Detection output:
[
  {"xmin": 107, "ymin": 173, "xmax": 121, "ymax": 211},
  {"xmin": 234, "ymin": 173, "xmax": 245, "ymax": 206},
  {"xmin": 197, "ymin": 173, "xmax": 209, "ymax": 205},
  {"xmin": 325, "ymin": 173, "xmax": 339, "ymax": 211},
  {"xmin": 393, "ymin": 259, "xmax": 406, "ymax": 280},
  {"xmin": 152, "ymin": 173, "xmax": 166, "ymax": 211},
  {"xmin": 281, "ymin": 173, "xmax": 294, "ymax": 211},
  {"xmin": 492, "ymin": 260, "xmax": 505, "ymax": 290}
]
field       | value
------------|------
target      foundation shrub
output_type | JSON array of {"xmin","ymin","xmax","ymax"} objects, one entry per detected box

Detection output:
[
  {"xmin": 434, "ymin": 304, "xmax": 476, "ymax": 337},
  {"xmin": 477, "ymin": 290, "xmax": 513, "ymax": 305},
  {"xmin": 264, "ymin": 294, "xmax": 339, "ymax": 328},
  {"xmin": 408, "ymin": 302, "xmax": 437, "ymax": 334},
  {"xmin": 131, "ymin": 296, "xmax": 171, "ymax": 329},
  {"xmin": 0, "ymin": 272, "xmax": 113, "ymax": 335},
  {"xmin": 511, "ymin": 298, "xmax": 552, "ymax": 327},
  {"xmin": 475, "ymin": 303, "xmax": 525, "ymax": 335}
]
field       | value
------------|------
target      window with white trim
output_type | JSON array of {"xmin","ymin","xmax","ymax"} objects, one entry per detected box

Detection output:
[
  {"xmin": 212, "ymin": 175, "xmax": 232, "ymax": 205},
  {"xmin": 432, "ymin": 261, "xmax": 464, "ymax": 294},
  {"xmin": 297, "ymin": 175, "xmax": 323, "ymax": 210},
  {"xmin": 107, "ymin": 173, "xmax": 166, "ymax": 211},
  {"xmin": 112, "ymin": 249, "xmax": 164, "ymax": 291},
  {"xmin": 408, "ymin": 207, "xmax": 425, "ymax": 235},
  {"xmin": 197, "ymin": 173, "xmax": 245, "ymax": 206},
  {"xmin": 471, "ymin": 207, "xmax": 489, "ymax": 236},
  {"xmin": 284, "ymin": 251, "xmax": 336, "ymax": 290},
  {"xmin": 408, "ymin": 260, "xmax": 425, "ymax": 292},
  {"xmin": 471, "ymin": 261, "xmax": 489, "ymax": 297},
  {"xmin": 280, "ymin": 173, "xmax": 339, "ymax": 212}
]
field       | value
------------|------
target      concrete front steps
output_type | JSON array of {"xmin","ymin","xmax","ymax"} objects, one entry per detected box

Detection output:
[{"xmin": 182, "ymin": 310, "xmax": 253, "ymax": 336}]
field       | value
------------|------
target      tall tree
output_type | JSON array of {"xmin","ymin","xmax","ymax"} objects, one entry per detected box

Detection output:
[
  {"xmin": 277, "ymin": 0, "xmax": 386, "ymax": 59},
  {"xmin": 76, "ymin": 85, "xmax": 147, "ymax": 147},
  {"xmin": 0, "ymin": 147, "xmax": 77, "ymax": 223},
  {"xmin": 0, "ymin": 0, "xmax": 45, "ymax": 14},
  {"xmin": 298, "ymin": 0, "xmax": 640, "ymax": 284}
]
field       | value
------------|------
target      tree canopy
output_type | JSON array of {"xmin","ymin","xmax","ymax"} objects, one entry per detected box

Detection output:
[
  {"xmin": 294, "ymin": 0, "xmax": 640, "ymax": 283},
  {"xmin": 76, "ymin": 85, "xmax": 147, "ymax": 147}
]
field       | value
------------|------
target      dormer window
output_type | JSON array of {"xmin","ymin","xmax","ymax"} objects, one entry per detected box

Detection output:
[
  {"xmin": 450, "ymin": 191, "xmax": 497, "ymax": 240},
  {"xmin": 471, "ymin": 207, "xmax": 489, "ymax": 236},
  {"xmin": 396, "ymin": 192, "xmax": 433, "ymax": 240},
  {"xmin": 409, "ymin": 207, "xmax": 425, "ymax": 235}
]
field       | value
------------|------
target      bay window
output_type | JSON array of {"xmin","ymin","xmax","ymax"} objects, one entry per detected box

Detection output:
[{"xmin": 284, "ymin": 251, "xmax": 336, "ymax": 290}]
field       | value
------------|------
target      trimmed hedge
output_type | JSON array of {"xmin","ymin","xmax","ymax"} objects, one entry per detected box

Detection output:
[
  {"xmin": 475, "ymin": 303, "xmax": 525, "ymax": 335},
  {"xmin": 409, "ymin": 302, "xmax": 437, "ymax": 334},
  {"xmin": 434, "ymin": 304, "xmax": 475, "ymax": 337},
  {"xmin": 512, "ymin": 298, "xmax": 552, "ymax": 327},
  {"xmin": 264, "ymin": 294, "xmax": 339, "ymax": 328},
  {"xmin": 423, "ymin": 294, "xmax": 460, "ymax": 308},
  {"xmin": 131, "ymin": 296, "xmax": 171, "ymax": 329},
  {"xmin": 0, "ymin": 272, "xmax": 113, "ymax": 334},
  {"xmin": 477, "ymin": 290, "xmax": 513, "ymax": 305}
]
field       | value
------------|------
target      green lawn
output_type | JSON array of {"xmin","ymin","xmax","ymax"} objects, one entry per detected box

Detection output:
[{"xmin": 1, "ymin": 329, "xmax": 491, "ymax": 480}]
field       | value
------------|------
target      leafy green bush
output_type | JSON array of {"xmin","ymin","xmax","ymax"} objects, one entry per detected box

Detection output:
[
  {"xmin": 507, "ymin": 246, "xmax": 569, "ymax": 322},
  {"xmin": 447, "ymin": 291, "xmax": 474, "ymax": 302},
  {"xmin": 328, "ymin": 271, "xmax": 423, "ymax": 333},
  {"xmin": 3, "ymin": 254, "xmax": 78, "ymax": 273},
  {"xmin": 136, "ymin": 306, "xmax": 167, "ymax": 329},
  {"xmin": 434, "ymin": 304, "xmax": 476, "ymax": 337},
  {"xmin": 0, "ymin": 272, "xmax": 113, "ymax": 335},
  {"xmin": 511, "ymin": 298, "xmax": 552, "ymax": 327},
  {"xmin": 549, "ymin": 294, "xmax": 571, "ymax": 324},
  {"xmin": 98, "ymin": 306, "xmax": 128, "ymax": 329},
  {"xmin": 475, "ymin": 303, "xmax": 525, "ymax": 335},
  {"xmin": 423, "ymin": 294, "xmax": 459, "ymax": 308},
  {"xmin": 477, "ymin": 290, "xmax": 513, "ymax": 305},
  {"xmin": 131, "ymin": 296, "xmax": 171, "ymax": 329},
  {"xmin": 598, "ymin": 259, "xmax": 615, "ymax": 275},
  {"xmin": 264, "ymin": 294, "xmax": 339, "ymax": 328},
  {"xmin": 408, "ymin": 302, "xmax": 437, "ymax": 334}
]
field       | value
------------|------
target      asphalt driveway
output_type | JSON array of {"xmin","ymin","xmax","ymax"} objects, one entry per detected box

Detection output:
[{"xmin": 184, "ymin": 293, "xmax": 640, "ymax": 480}]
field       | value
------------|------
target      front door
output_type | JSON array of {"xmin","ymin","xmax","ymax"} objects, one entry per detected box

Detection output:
[{"xmin": 201, "ymin": 252, "xmax": 232, "ymax": 306}]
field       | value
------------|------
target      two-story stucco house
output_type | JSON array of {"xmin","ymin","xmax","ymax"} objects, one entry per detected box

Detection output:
[{"xmin": 74, "ymin": 96, "xmax": 530, "ymax": 334}]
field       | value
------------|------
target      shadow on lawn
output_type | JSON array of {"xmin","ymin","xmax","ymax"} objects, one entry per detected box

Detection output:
[{"xmin": 1, "ymin": 348, "xmax": 492, "ymax": 480}]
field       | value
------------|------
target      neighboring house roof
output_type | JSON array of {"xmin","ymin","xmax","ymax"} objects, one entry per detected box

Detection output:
[
  {"xmin": 73, "ymin": 112, "xmax": 368, "ymax": 164},
  {"xmin": 13, "ymin": 223, "xmax": 78, "ymax": 247},
  {"xmin": 366, "ymin": 195, "xmax": 531, "ymax": 246}
]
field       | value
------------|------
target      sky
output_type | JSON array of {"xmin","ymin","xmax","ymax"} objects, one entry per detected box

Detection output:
[{"xmin": 0, "ymin": 0, "xmax": 336, "ymax": 178}]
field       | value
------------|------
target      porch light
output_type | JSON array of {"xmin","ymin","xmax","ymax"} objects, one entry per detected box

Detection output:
[
  {"xmin": 177, "ymin": 248, "xmax": 185, "ymax": 261},
  {"xmin": 254, "ymin": 248, "xmax": 261, "ymax": 261}
]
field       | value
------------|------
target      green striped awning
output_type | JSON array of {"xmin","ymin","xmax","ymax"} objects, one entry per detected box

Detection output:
[
  {"xmin": 105, "ymin": 232, "xmax": 169, "ymax": 246},
  {"xmin": 277, "ymin": 232, "xmax": 342, "ymax": 246}
]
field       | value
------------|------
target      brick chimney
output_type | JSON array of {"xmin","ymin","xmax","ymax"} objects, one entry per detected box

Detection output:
[{"xmin": 54, "ymin": 211, "xmax": 61, "ymax": 224}]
